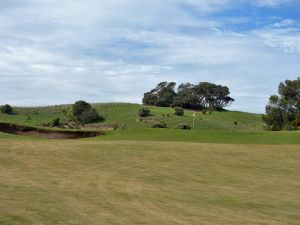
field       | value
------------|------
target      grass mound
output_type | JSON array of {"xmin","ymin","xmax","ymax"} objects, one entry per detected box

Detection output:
[{"xmin": 0, "ymin": 103, "xmax": 264, "ymax": 131}]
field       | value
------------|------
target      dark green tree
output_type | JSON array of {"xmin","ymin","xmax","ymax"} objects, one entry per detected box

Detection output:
[
  {"xmin": 143, "ymin": 82, "xmax": 177, "ymax": 107},
  {"xmin": 72, "ymin": 101, "xmax": 92, "ymax": 118},
  {"xmin": 72, "ymin": 100, "xmax": 103, "ymax": 124},
  {"xmin": 0, "ymin": 104, "xmax": 13, "ymax": 114},
  {"xmin": 195, "ymin": 82, "xmax": 234, "ymax": 110},
  {"xmin": 263, "ymin": 78, "xmax": 300, "ymax": 131},
  {"xmin": 143, "ymin": 81, "xmax": 234, "ymax": 110},
  {"xmin": 174, "ymin": 83, "xmax": 200, "ymax": 108}
]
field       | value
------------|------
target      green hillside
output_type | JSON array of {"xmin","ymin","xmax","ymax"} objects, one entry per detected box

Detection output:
[{"xmin": 0, "ymin": 103, "xmax": 264, "ymax": 131}]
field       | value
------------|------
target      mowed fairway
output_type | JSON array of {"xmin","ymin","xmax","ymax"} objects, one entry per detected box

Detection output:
[{"xmin": 1, "ymin": 137, "xmax": 300, "ymax": 225}]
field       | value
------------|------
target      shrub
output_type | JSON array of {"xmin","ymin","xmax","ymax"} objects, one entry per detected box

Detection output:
[
  {"xmin": 175, "ymin": 124, "xmax": 191, "ymax": 130},
  {"xmin": 81, "ymin": 108, "xmax": 104, "ymax": 124},
  {"xmin": 72, "ymin": 100, "xmax": 103, "ymax": 124},
  {"xmin": 138, "ymin": 107, "xmax": 151, "ymax": 117},
  {"xmin": 0, "ymin": 104, "xmax": 13, "ymax": 114},
  {"xmin": 51, "ymin": 117, "xmax": 60, "ymax": 127},
  {"xmin": 72, "ymin": 100, "xmax": 92, "ymax": 118},
  {"xmin": 174, "ymin": 107, "xmax": 184, "ymax": 116},
  {"xmin": 151, "ymin": 121, "xmax": 167, "ymax": 128}
]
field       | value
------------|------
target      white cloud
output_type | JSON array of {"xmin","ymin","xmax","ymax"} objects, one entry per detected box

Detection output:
[
  {"xmin": 253, "ymin": 26, "xmax": 300, "ymax": 53},
  {"xmin": 252, "ymin": 0, "xmax": 296, "ymax": 7},
  {"xmin": 0, "ymin": 0, "xmax": 299, "ymax": 112},
  {"xmin": 272, "ymin": 19, "xmax": 295, "ymax": 27}
]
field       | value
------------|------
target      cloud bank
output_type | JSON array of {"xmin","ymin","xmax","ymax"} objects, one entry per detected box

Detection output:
[{"xmin": 0, "ymin": 0, "xmax": 300, "ymax": 112}]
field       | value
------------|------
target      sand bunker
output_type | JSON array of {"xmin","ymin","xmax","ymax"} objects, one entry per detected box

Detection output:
[{"xmin": 0, "ymin": 122, "xmax": 104, "ymax": 139}]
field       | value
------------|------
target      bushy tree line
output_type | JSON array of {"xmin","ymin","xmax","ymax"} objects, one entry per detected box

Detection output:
[
  {"xmin": 263, "ymin": 78, "xmax": 300, "ymax": 131},
  {"xmin": 143, "ymin": 82, "xmax": 234, "ymax": 110}
]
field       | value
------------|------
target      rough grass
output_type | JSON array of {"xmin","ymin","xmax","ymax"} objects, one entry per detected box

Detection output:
[
  {"xmin": 0, "ymin": 103, "xmax": 264, "ymax": 131},
  {"xmin": 0, "ymin": 139, "xmax": 299, "ymax": 225}
]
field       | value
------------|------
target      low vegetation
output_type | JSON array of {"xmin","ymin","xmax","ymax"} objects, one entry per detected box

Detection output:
[
  {"xmin": 151, "ymin": 120, "xmax": 167, "ymax": 128},
  {"xmin": 174, "ymin": 106, "xmax": 184, "ymax": 116},
  {"xmin": 138, "ymin": 107, "xmax": 151, "ymax": 117},
  {"xmin": 175, "ymin": 123, "xmax": 191, "ymax": 129}
]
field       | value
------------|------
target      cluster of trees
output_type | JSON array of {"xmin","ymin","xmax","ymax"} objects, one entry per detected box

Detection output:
[
  {"xmin": 263, "ymin": 78, "xmax": 300, "ymax": 131},
  {"xmin": 143, "ymin": 82, "xmax": 234, "ymax": 110}
]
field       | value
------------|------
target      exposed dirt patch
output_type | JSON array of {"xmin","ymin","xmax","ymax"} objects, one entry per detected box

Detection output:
[
  {"xmin": 0, "ymin": 122, "xmax": 104, "ymax": 139},
  {"xmin": 83, "ymin": 123, "xmax": 118, "ymax": 130}
]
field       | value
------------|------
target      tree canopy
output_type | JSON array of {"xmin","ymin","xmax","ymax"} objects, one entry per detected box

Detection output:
[
  {"xmin": 263, "ymin": 78, "xmax": 300, "ymax": 131},
  {"xmin": 143, "ymin": 82, "xmax": 234, "ymax": 110}
]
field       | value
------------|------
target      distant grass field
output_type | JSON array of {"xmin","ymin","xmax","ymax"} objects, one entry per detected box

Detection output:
[
  {"xmin": 0, "ymin": 139, "xmax": 299, "ymax": 225},
  {"xmin": 0, "ymin": 103, "xmax": 264, "ymax": 131}
]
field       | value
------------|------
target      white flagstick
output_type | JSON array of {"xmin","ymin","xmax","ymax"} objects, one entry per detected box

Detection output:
[{"xmin": 193, "ymin": 112, "xmax": 195, "ymax": 129}]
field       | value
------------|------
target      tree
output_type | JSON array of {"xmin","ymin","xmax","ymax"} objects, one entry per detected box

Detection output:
[
  {"xmin": 193, "ymin": 82, "xmax": 234, "ymax": 110},
  {"xmin": 263, "ymin": 78, "xmax": 300, "ymax": 131},
  {"xmin": 143, "ymin": 81, "xmax": 234, "ymax": 111},
  {"xmin": 143, "ymin": 82, "xmax": 177, "ymax": 107},
  {"xmin": 174, "ymin": 83, "xmax": 200, "ymax": 108},
  {"xmin": 72, "ymin": 100, "xmax": 103, "ymax": 124},
  {"xmin": 0, "ymin": 104, "xmax": 13, "ymax": 114}
]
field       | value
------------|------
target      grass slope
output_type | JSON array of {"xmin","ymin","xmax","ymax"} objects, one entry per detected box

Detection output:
[
  {"xmin": 0, "ymin": 139, "xmax": 299, "ymax": 225},
  {"xmin": 0, "ymin": 103, "xmax": 264, "ymax": 131}
]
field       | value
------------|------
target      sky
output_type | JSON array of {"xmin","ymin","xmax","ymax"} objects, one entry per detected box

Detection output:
[{"xmin": 0, "ymin": 0, "xmax": 300, "ymax": 113}]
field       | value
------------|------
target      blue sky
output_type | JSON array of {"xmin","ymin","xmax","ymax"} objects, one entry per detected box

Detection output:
[{"xmin": 0, "ymin": 0, "xmax": 300, "ymax": 112}]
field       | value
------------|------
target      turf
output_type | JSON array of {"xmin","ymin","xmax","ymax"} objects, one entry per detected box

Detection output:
[
  {"xmin": 0, "ymin": 103, "xmax": 264, "ymax": 131},
  {"xmin": 100, "ymin": 129, "xmax": 300, "ymax": 144},
  {"xmin": 0, "ymin": 139, "xmax": 299, "ymax": 225},
  {"xmin": 1, "ymin": 128, "xmax": 300, "ymax": 145}
]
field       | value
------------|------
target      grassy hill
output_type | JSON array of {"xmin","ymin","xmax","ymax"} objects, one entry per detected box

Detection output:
[
  {"xmin": 0, "ymin": 103, "xmax": 264, "ymax": 131},
  {"xmin": 1, "ymin": 103, "xmax": 300, "ymax": 225}
]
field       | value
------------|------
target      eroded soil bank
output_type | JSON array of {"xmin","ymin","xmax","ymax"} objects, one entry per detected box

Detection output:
[{"xmin": 0, "ymin": 122, "xmax": 104, "ymax": 139}]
